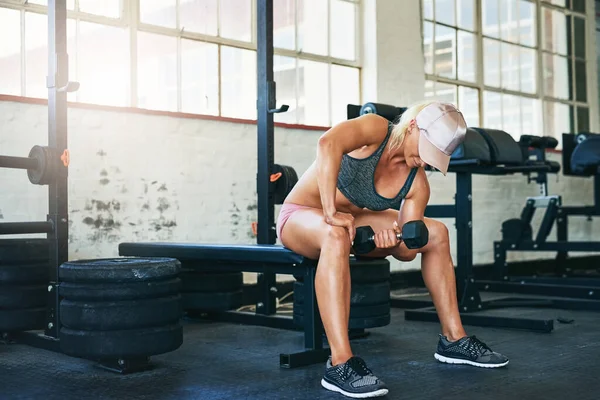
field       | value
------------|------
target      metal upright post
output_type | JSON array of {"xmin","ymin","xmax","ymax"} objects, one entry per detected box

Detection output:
[{"xmin": 46, "ymin": 0, "xmax": 71, "ymax": 338}]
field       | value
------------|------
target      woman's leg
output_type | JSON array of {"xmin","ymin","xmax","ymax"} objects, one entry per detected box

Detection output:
[{"xmin": 279, "ymin": 207, "xmax": 354, "ymax": 366}]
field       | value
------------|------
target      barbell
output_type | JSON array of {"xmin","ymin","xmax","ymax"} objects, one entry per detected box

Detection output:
[{"xmin": 0, "ymin": 145, "xmax": 68, "ymax": 185}]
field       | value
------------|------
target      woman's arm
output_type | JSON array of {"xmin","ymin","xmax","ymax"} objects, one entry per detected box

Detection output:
[{"xmin": 316, "ymin": 113, "xmax": 389, "ymax": 220}]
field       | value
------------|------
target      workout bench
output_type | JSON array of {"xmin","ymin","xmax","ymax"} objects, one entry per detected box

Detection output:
[{"xmin": 118, "ymin": 242, "xmax": 328, "ymax": 369}]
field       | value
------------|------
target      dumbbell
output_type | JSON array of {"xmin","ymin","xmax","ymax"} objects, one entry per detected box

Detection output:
[{"xmin": 352, "ymin": 220, "xmax": 429, "ymax": 255}]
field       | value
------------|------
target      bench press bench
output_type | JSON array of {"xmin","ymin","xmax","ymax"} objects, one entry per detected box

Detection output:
[{"xmin": 118, "ymin": 242, "xmax": 329, "ymax": 369}]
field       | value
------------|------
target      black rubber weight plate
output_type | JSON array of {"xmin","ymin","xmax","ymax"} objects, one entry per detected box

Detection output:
[
  {"xmin": 0, "ymin": 263, "xmax": 49, "ymax": 284},
  {"xmin": 59, "ymin": 278, "xmax": 182, "ymax": 301},
  {"xmin": 59, "ymin": 257, "xmax": 180, "ymax": 283},
  {"xmin": 293, "ymin": 313, "xmax": 391, "ymax": 330},
  {"xmin": 294, "ymin": 257, "xmax": 389, "ymax": 283},
  {"xmin": 181, "ymin": 272, "xmax": 243, "ymax": 293},
  {"xmin": 59, "ymin": 323, "xmax": 183, "ymax": 359},
  {"xmin": 294, "ymin": 302, "xmax": 390, "ymax": 319},
  {"xmin": 60, "ymin": 295, "xmax": 182, "ymax": 331},
  {"xmin": 182, "ymin": 290, "xmax": 243, "ymax": 311},
  {"xmin": 0, "ymin": 284, "xmax": 47, "ymax": 309},
  {"xmin": 0, "ymin": 239, "xmax": 50, "ymax": 264},
  {"xmin": 0, "ymin": 308, "xmax": 46, "ymax": 332},
  {"xmin": 294, "ymin": 281, "xmax": 390, "ymax": 306}
]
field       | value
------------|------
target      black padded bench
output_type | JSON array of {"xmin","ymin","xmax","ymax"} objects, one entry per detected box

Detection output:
[{"xmin": 118, "ymin": 242, "xmax": 328, "ymax": 369}]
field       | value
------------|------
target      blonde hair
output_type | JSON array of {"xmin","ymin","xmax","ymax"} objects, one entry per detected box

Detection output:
[{"xmin": 388, "ymin": 100, "xmax": 434, "ymax": 152}]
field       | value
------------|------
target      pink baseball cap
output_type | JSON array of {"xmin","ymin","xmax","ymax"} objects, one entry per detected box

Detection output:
[{"xmin": 416, "ymin": 102, "xmax": 467, "ymax": 175}]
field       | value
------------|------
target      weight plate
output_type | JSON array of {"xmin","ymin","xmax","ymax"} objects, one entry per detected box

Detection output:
[
  {"xmin": 294, "ymin": 302, "xmax": 390, "ymax": 319},
  {"xmin": 294, "ymin": 257, "xmax": 389, "ymax": 283},
  {"xmin": 60, "ymin": 295, "xmax": 182, "ymax": 331},
  {"xmin": 0, "ymin": 308, "xmax": 46, "ymax": 332},
  {"xmin": 294, "ymin": 281, "xmax": 390, "ymax": 306},
  {"xmin": 181, "ymin": 271, "xmax": 243, "ymax": 293},
  {"xmin": 27, "ymin": 145, "xmax": 49, "ymax": 185},
  {"xmin": 59, "ymin": 323, "xmax": 183, "ymax": 359},
  {"xmin": 59, "ymin": 278, "xmax": 181, "ymax": 301},
  {"xmin": 0, "ymin": 239, "xmax": 49, "ymax": 264},
  {"xmin": 59, "ymin": 257, "xmax": 180, "ymax": 283},
  {"xmin": 293, "ymin": 313, "xmax": 391, "ymax": 330},
  {"xmin": 182, "ymin": 290, "xmax": 243, "ymax": 311},
  {"xmin": 0, "ymin": 284, "xmax": 47, "ymax": 309},
  {"xmin": 0, "ymin": 263, "xmax": 49, "ymax": 284}
]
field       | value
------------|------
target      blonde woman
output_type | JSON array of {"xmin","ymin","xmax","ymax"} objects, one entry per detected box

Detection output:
[{"xmin": 277, "ymin": 101, "xmax": 509, "ymax": 398}]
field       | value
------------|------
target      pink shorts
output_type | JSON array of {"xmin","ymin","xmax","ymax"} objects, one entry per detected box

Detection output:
[{"xmin": 276, "ymin": 203, "xmax": 313, "ymax": 240}]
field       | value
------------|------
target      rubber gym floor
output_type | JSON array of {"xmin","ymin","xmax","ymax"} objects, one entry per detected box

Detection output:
[{"xmin": 1, "ymin": 290, "xmax": 599, "ymax": 400}]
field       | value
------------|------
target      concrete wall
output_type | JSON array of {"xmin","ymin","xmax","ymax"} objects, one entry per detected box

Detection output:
[{"xmin": 1, "ymin": 0, "xmax": 599, "ymax": 280}]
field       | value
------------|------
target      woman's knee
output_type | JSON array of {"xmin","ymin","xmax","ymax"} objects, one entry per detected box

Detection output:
[
  {"xmin": 322, "ymin": 225, "xmax": 351, "ymax": 251},
  {"xmin": 426, "ymin": 219, "xmax": 450, "ymax": 248}
]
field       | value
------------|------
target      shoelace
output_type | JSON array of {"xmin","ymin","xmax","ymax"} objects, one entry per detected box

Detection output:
[
  {"xmin": 466, "ymin": 336, "xmax": 492, "ymax": 355},
  {"xmin": 345, "ymin": 357, "xmax": 373, "ymax": 377}
]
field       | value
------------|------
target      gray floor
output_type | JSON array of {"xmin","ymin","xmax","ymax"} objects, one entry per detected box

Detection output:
[{"xmin": 1, "ymin": 292, "xmax": 599, "ymax": 400}]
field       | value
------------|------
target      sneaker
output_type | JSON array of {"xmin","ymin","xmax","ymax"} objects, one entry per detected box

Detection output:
[
  {"xmin": 321, "ymin": 356, "xmax": 389, "ymax": 398},
  {"xmin": 434, "ymin": 335, "xmax": 509, "ymax": 368}
]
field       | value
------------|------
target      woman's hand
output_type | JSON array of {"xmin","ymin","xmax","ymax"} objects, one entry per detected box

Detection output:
[
  {"xmin": 373, "ymin": 221, "xmax": 402, "ymax": 249},
  {"xmin": 324, "ymin": 211, "xmax": 356, "ymax": 242}
]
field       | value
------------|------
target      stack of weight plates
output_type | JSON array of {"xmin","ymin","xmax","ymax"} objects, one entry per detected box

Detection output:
[
  {"xmin": 293, "ymin": 256, "xmax": 391, "ymax": 329},
  {"xmin": 0, "ymin": 239, "xmax": 49, "ymax": 333},
  {"xmin": 180, "ymin": 264, "xmax": 244, "ymax": 312},
  {"xmin": 58, "ymin": 257, "xmax": 183, "ymax": 360}
]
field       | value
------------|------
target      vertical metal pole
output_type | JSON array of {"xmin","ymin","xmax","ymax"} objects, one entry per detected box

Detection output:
[
  {"xmin": 256, "ymin": 0, "xmax": 277, "ymax": 315},
  {"xmin": 46, "ymin": 0, "xmax": 70, "ymax": 338},
  {"xmin": 455, "ymin": 172, "xmax": 473, "ymax": 295}
]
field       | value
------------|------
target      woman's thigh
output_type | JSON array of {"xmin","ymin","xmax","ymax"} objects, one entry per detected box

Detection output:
[{"xmin": 279, "ymin": 207, "xmax": 339, "ymax": 260}]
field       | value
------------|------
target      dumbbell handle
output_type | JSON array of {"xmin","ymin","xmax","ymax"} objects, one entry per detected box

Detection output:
[{"xmin": 364, "ymin": 233, "xmax": 402, "ymax": 243}]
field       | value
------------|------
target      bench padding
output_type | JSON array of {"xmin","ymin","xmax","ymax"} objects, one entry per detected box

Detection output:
[{"xmin": 119, "ymin": 243, "xmax": 306, "ymax": 265}]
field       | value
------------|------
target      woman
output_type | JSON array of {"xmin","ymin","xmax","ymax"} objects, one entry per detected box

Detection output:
[{"xmin": 277, "ymin": 101, "xmax": 509, "ymax": 398}]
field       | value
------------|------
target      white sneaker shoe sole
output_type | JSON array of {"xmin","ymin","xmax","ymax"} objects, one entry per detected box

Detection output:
[
  {"xmin": 321, "ymin": 379, "xmax": 389, "ymax": 398},
  {"xmin": 434, "ymin": 353, "xmax": 509, "ymax": 368}
]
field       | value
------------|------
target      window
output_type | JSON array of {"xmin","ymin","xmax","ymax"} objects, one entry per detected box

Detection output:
[
  {"xmin": 0, "ymin": 0, "xmax": 361, "ymax": 127},
  {"xmin": 422, "ymin": 0, "xmax": 591, "ymax": 145}
]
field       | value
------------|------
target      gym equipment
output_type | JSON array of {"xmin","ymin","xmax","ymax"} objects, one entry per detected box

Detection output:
[
  {"xmin": 272, "ymin": 164, "xmax": 299, "ymax": 204},
  {"xmin": 58, "ymin": 258, "xmax": 183, "ymax": 373},
  {"xmin": 293, "ymin": 257, "xmax": 391, "ymax": 331},
  {"xmin": 352, "ymin": 220, "xmax": 429, "ymax": 254},
  {"xmin": 0, "ymin": 145, "xmax": 62, "ymax": 185},
  {"xmin": 359, "ymin": 102, "xmax": 407, "ymax": 122},
  {"xmin": 181, "ymin": 268, "xmax": 244, "ymax": 311},
  {"xmin": 486, "ymin": 132, "xmax": 600, "ymax": 300}
]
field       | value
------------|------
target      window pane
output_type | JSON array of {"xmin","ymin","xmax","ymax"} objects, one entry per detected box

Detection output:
[
  {"xmin": 484, "ymin": 38, "xmax": 501, "ymax": 87},
  {"xmin": 458, "ymin": 86, "xmax": 479, "ymax": 126},
  {"xmin": 573, "ymin": 17, "xmax": 585, "ymax": 59},
  {"xmin": 519, "ymin": 0, "xmax": 536, "ymax": 47},
  {"xmin": 137, "ymin": 32, "xmax": 177, "ymax": 112},
  {"xmin": 502, "ymin": 94, "xmax": 521, "ymax": 137},
  {"xmin": 181, "ymin": 40, "xmax": 219, "ymax": 115},
  {"xmin": 434, "ymin": 24, "xmax": 456, "ymax": 79},
  {"xmin": 331, "ymin": 65, "xmax": 359, "ymax": 125},
  {"xmin": 571, "ymin": 0, "xmax": 585, "ymax": 13},
  {"xmin": 330, "ymin": 0, "xmax": 356, "ymax": 60},
  {"xmin": 499, "ymin": 0, "xmax": 519, "ymax": 43},
  {"xmin": 425, "ymin": 80, "xmax": 435, "ymax": 99},
  {"xmin": 435, "ymin": 82, "xmax": 457, "ymax": 104},
  {"xmin": 543, "ymin": 54, "xmax": 570, "ymax": 99},
  {"xmin": 435, "ymin": 0, "xmax": 456, "ymax": 26},
  {"xmin": 423, "ymin": 22, "xmax": 434, "ymax": 75},
  {"xmin": 574, "ymin": 59, "xmax": 587, "ymax": 102},
  {"xmin": 220, "ymin": 46, "xmax": 256, "ymax": 119},
  {"xmin": 79, "ymin": 0, "xmax": 121, "ymax": 18},
  {"xmin": 520, "ymin": 47, "xmax": 536, "ymax": 94},
  {"xmin": 25, "ymin": 12, "xmax": 48, "ymax": 99},
  {"xmin": 274, "ymin": 0, "xmax": 295, "ymax": 50},
  {"xmin": 28, "ymin": 0, "xmax": 75, "ymax": 8},
  {"xmin": 297, "ymin": 0, "xmax": 328, "ymax": 55},
  {"xmin": 0, "ymin": 8, "xmax": 21, "ymax": 96},
  {"xmin": 298, "ymin": 60, "xmax": 329, "ymax": 126},
  {"xmin": 483, "ymin": 91, "xmax": 503, "ymax": 129},
  {"xmin": 543, "ymin": 0, "xmax": 566, "ymax": 7},
  {"xmin": 423, "ymin": 0, "xmax": 434, "ymax": 20},
  {"xmin": 457, "ymin": 0, "xmax": 474, "ymax": 31},
  {"xmin": 501, "ymin": 42, "xmax": 520, "ymax": 91},
  {"xmin": 544, "ymin": 101, "xmax": 572, "ymax": 140},
  {"xmin": 179, "ymin": 0, "xmax": 218, "ymax": 36},
  {"xmin": 140, "ymin": 0, "xmax": 177, "ymax": 28},
  {"xmin": 219, "ymin": 0, "xmax": 252, "ymax": 42},
  {"xmin": 273, "ymin": 56, "xmax": 297, "ymax": 124},
  {"xmin": 78, "ymin": 22, "xmax": 129, "ymax": 107},
  {"xmin": 521, "ymin": 97, "xmax": 543, "ymax": 136},
  {"xmin": 482, "ymin": 0, "xmax": 500, "ymax": 38},
  {"xmin": 577, "ymin": 107, "xmax": 589, "ymax": 132},
  {"xmin": 542, "ymin": 8, "xmax": 568, "ymax": 55},
  {"xmin": 457, "ymin": 31, "xmax": 476, "ymax": 82}
]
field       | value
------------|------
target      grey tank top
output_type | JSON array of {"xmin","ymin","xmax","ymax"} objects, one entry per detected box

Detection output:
[{"xmin": 336, "ymin": 122, "xmax": 418, "ymax": 211}]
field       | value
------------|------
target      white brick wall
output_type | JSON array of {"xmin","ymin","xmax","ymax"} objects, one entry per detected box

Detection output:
[{"xmin": 1, "ymin": 100, "xmax": 599, "ymax": 279}]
